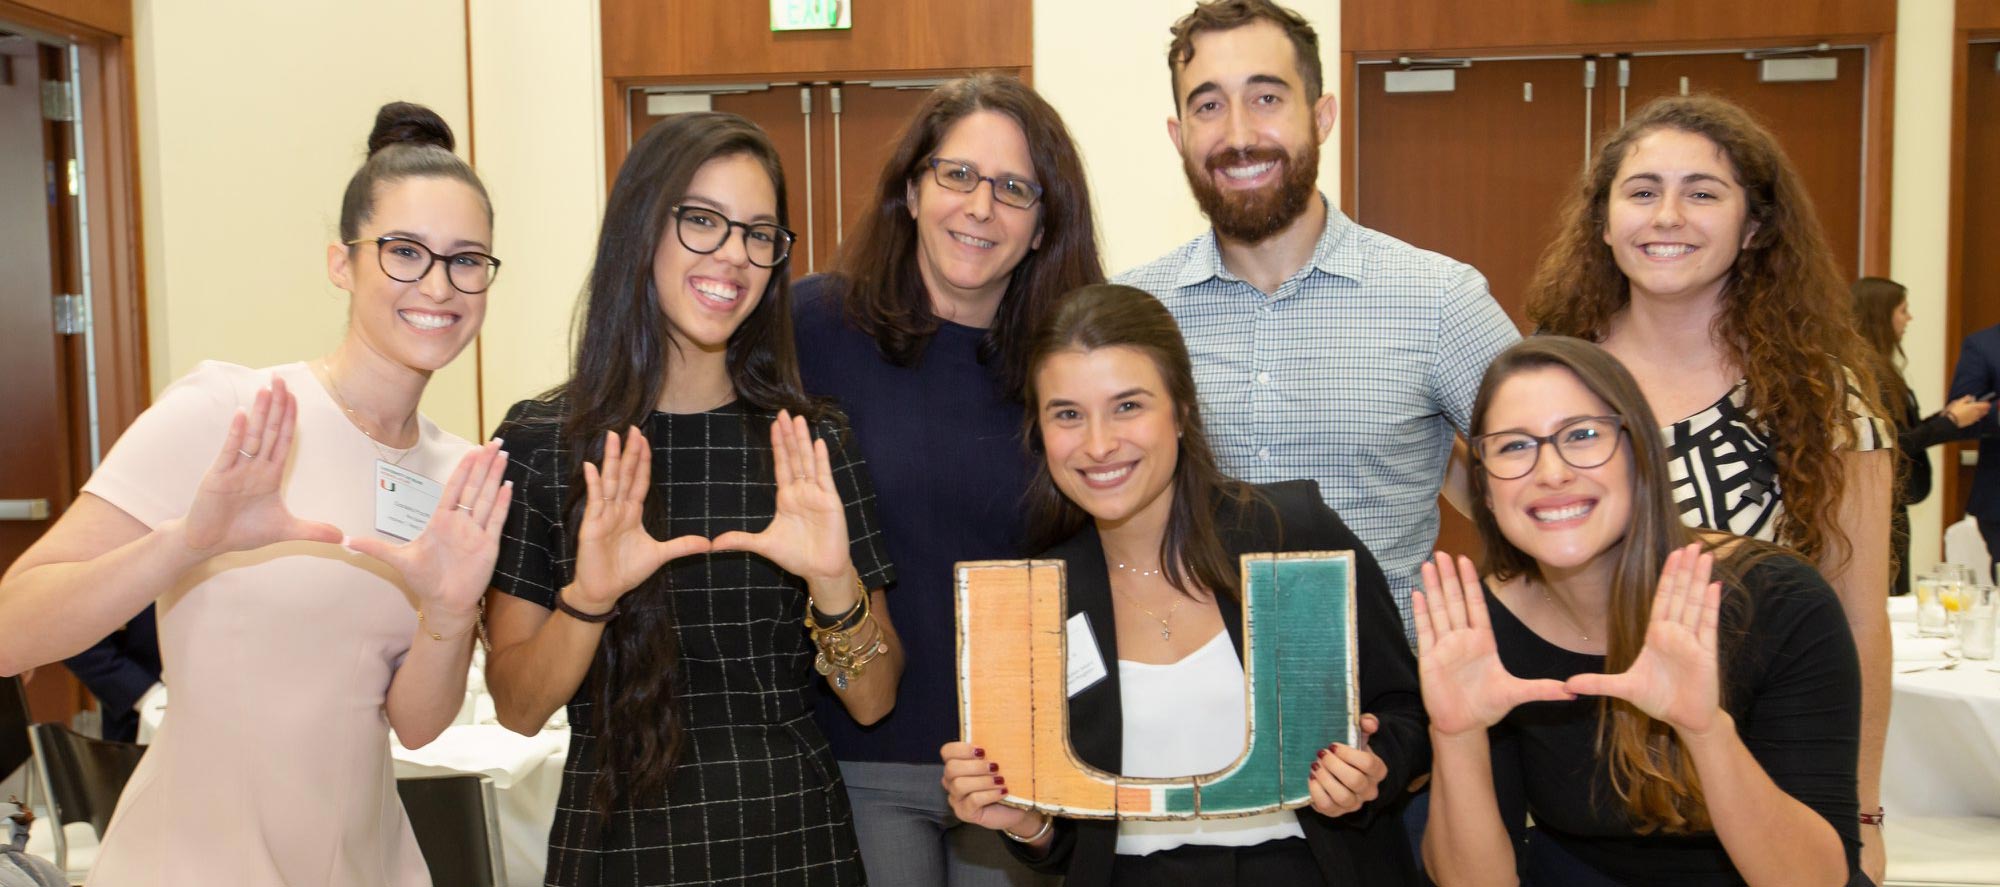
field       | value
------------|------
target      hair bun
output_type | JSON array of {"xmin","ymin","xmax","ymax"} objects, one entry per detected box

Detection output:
[{"xmin": 367, "ymin": 102, "xmax": 455, "ymax": 155}]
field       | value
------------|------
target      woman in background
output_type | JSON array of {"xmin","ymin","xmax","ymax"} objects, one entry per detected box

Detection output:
[
  {"xmin": 0, "ymin": 102, "xmax": 509, "ymax": 885},
  {"xmin": 1524, "ymin": 94, "xmax": 1893, "ymax": 882},
  {"xmin": 792, "ymin": 73, "xmax": 1102, "ymax": 887},
  {"xmin": 1851, "ymin": 276, "xmax": 1990, "ymax": 594}
]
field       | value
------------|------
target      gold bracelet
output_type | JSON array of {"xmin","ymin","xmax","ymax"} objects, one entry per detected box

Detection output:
[
  {"xmin": 1002, "ymin": 813, "xmax": 1054, "ymax": 844},
  {"xmin": 808, "ymin": 584, "xmax": 888, "ymax": 690},
  {"xmin": 417, "ymin": 597, "xmax": 484, "ymax": 643}
]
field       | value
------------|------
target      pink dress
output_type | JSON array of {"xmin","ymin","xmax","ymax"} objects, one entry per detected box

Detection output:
[{"xmin": 79, "ymin": 361, "xmax": 471, "ymax": 886}]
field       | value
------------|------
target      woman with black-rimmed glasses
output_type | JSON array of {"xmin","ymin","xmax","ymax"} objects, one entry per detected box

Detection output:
[
  {"xmin": 482, "ymin": 112, "xmax": 899, "ymax": 886},
  {"xmin": 1416, "ymin": 336, "xmax": 1864, "ymax": 887},
  {"xmin": 0, "ymin": 102, "xmax": 511, "ymax": 885}
]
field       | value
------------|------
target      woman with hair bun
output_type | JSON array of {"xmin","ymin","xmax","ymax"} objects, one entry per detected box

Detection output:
[{"xmin": 0, "ymin": 101, "xmax": 509, "ymax": 885}]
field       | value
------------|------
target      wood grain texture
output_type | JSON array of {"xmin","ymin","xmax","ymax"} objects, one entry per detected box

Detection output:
[
  {"xmin": 1962, "ymin": 0, "xmax": 2000, "ymax": 32},
  {"xmin": 1342, "ymin": 0, "xmax": 1894, "ymax": 55},
  {"xmin": 0, "ymin": 0, "xmax": 128, "ymax": 38},
  {"xmin": 601, "ymin": 0, "xmax": 1029, "ymax": 79}
]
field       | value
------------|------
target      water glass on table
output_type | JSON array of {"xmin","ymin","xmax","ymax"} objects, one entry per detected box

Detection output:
[
  {"xmin": 1916, "ymin": 569, "xmax": 1954, "ymax": 638},
  {"xmin": 1962, "ymin": 585, "xmax": 1998, "ymax": 661}
]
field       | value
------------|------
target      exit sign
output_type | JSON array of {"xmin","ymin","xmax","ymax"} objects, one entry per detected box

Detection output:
[{"xmin": 772, "ymin": 0, "xmax": 851, "ymax": 31}]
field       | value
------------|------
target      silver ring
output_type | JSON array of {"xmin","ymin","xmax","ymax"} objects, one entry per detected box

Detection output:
[
  {"xmin": 454, "ymin": 504, "xmax": 473, "ymax": 512},
  {"xmin": 237, "ymin": 448, "xmax": 257, "ymax": 458}
]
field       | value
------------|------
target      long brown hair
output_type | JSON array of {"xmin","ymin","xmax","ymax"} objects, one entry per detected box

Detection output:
[
  {"xmin": 830, "ymin": 74, "xmax": 1104, "ymax": 398},
  {"xmin": 550, "ymin": 112, "xmax": 821, "ymax": 824},
  {"xmin": 1471, "ymin": 336, "xmax": 1767, "ymax": 834},
  {"xmin": 1525, "ymin": 95, "xmax": 1886, "ymax": 571},
  {"xmin": 1851, "ymin": 276, "xmax": 1912, "ymax": 425},
  {"xmin": 1021, "ymin": 284, "xmax": 1257, "ymax": 599}
]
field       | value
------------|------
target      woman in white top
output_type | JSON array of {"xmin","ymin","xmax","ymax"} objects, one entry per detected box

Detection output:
[
  {"xmin": 940, "ymin": 284, "xmax": 1430, "ymax": 886},
  {"xmin": 0, "ymin": 102, "xmax": 509, "ymax": 886}
]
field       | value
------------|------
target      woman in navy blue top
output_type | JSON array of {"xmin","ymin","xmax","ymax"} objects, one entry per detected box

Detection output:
[{"xmin": 793, "ymin": 73, "xmax": 1104, "ymax": 887}]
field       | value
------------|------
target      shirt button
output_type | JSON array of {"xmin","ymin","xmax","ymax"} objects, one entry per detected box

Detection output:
[
  {"xmin": 1256, "ymin": 371, "xmax": 1270, "ymax": 385},
  {"xmin": 1257, "ymin": 447, "xmax": 1271, "ymax": 460}
]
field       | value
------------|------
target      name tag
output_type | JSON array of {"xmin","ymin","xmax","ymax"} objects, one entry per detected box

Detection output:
[
  {"xmin": 1066, "ymin": 613, "xmax": 1108, "ymax": 697},
  {"xmin": 374, "ymin": 460, "xmax": 443, "ymax": 541}
]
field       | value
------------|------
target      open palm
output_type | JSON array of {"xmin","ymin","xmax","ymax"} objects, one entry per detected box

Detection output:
[
  {"xmin": 1413, "ymin": 552, "xmax": 1573, "ymax": 737},
  {"xmin": 182, "ymin": 378, "xmax": 342, "ymax": 555},
  {"xmin": 569, "ymin": 426, "xmax": 713, "ymax": 610},
  {"xmin": 1565, "ymin": 544, "xmax": 1723, "ymax": 737},
  {"xmin": 347, "ymin": 439, "xmax": 513, "ymax": 619},
  {"xmin": 712, "ymin": 411, "xmax": 851, "ymax": 584}
]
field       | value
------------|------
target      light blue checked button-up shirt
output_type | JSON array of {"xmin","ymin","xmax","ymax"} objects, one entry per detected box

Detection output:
[{"xmin": 1115, "ymin": 198, "xmax": 1520, "ymax": 628}]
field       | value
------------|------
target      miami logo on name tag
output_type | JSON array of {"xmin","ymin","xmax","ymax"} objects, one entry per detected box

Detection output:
[{"xmin": 954, "ymin": 552, "xmax": 1357, "ymax": 820}]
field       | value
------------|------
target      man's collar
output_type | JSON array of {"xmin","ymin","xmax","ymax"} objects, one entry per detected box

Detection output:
[{"xmin": 1174, "ymin": 194, "xmax": 1363, "ymax": 290}]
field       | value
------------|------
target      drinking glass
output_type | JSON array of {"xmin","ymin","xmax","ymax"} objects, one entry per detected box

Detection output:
[
  {"xmin": 1962, "ymin": 585, "xmax": 1997, "ymax": 661},
  {"xmin": 1915, "ymin": 571, "xmax": 1952, "ymax": 638}
]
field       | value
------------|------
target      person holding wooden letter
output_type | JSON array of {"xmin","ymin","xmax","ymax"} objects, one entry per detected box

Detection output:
[
  {"xmin": 1416, "ymin": 336, "xmax": 1865, "ymax": 886},
  {"xmin": 940, "ymin": 284, "xmax": 1428, "ymax": 886}
]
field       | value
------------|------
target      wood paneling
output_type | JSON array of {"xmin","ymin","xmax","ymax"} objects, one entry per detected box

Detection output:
[
  {"xmin": 1963, "ymin": 0, "xmax": 2000, "ymax": 32},
  {"xmin": 1343, "ymin": 0, "xmax": 1893, "ymax": 55},
  {"xmin": 601, "ymin": 0, "xmax": 1029, "ymax": 80}
]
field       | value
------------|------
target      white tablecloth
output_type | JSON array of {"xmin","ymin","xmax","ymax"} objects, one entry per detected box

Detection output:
[{"xmin": 1883, "ymin": 598, "xmax": 2000, "ymax": 819}]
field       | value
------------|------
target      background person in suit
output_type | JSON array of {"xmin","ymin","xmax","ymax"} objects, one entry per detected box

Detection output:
[
  {"xmin": 942, "ymin": 284, "xmax": 1428, "ymax": 887},
  {"xmin": 1948, "ymin": 321, "xmax": 2000, "ymax": 579},
  {"xmin": 62, "ymin": 605, "xmax": 161, "ymax": 743}
]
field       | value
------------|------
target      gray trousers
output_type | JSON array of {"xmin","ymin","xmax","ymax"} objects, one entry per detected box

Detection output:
[{"xmin": 839, "ymin": 760, "xmax": 1058, "ymax": 887}]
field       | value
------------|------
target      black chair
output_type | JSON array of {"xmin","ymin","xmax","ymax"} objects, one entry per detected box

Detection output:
[
  {"xmin": 1, "ymin": 677, "xmax": 32, "ymax": 789},
  {"xmin": 28, "ymin": 722, "xmax": 146, "ymax": 873},
  {"xmin": 396, "ymin": 773, "xmax": 505, "ymax": 887}
]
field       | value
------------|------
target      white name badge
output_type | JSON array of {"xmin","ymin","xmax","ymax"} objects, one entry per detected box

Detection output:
[
  {"xmin": 1066, "ymin": 612, "xmax": 1109, "ymax": 698},
  {"xmin": 374, "ymin": 460, "xmax": 443, "ymax": 541}
]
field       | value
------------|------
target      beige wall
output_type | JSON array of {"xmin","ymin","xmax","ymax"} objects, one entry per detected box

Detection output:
[
  {"xmin": 1894, "ymin": 0, "xmax": 1956, "ymax": 576},
  {"xmin": 134, "ymin": 0, "xmax": 480, "ymax": 439},
  {"xmin": 1033, "ymin": 0, "xmax": 1343, "ymax": 275}
]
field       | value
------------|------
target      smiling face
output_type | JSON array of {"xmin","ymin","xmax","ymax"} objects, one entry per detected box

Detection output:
[
  {"xmin": 1035, "ymin": 345, "xmax": 1182, "ymax": 532},
  {"xmin": 907, "ymin": 109, "xmax": 1044, "ymax": 321},
  {"xmin": 1480, "ymin": 366, "xmax": 1634, "ymax": 577},
  {"xmin": 328, "ymin": 175, "xmax": 492, "ymax": 374},
  {"xmin": 1167, "ymin": 20, "xmax": 1335, "ymax": 243},
  {"xmin": 654, "ymin": 152, "xmax": 779, "ymax": 356},
  {"xmin": 1601, "ymin": 128, "xmax": 1754, "ymax": 307}
]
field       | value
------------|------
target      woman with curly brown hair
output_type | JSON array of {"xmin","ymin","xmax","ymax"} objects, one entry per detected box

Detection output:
[{"xmin": 1523, "ymin": 94, "xmax": 1893, "ymax": 884}]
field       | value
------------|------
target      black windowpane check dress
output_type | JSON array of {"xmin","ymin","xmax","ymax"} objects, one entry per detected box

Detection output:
[{"xmin": 491, "ymin": 399, "xmax": 895, "ymax": 886}]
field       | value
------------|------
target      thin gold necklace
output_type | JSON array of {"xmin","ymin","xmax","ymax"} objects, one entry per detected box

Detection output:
[
  {"xmin": 1110, "ymin": 582, "xmax": 1183, "ymax": 641},
  {"xmin": 1535, "ymin": 580, "xmax": 1593, "ymax": 643},
  {"xmin": 317, "ymin": 359, "xmax": 417, "ymax": 466}
]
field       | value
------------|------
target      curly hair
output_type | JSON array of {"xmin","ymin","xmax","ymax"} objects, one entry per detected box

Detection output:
[{"xmin": 1524, "ymin": 95, "xmax": 1885, "ymax": 570}]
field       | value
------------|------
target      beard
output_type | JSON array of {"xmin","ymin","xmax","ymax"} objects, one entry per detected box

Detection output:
[{"xmin": 1182, "ymin": 141, "xmax": 1320, "ymax": 244}]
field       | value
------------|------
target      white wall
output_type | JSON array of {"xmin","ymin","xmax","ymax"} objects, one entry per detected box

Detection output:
[
  {"xmin": 1892, "ymin": 0, "xmax": 1957, "ymax": 576},
  {"xmin": 134, "ymin": 0, "xmax": 480, "ymax": 439},
  {"xmin": 1033, "ymin": 0, "xmax": 1342, "ymax": 275}
]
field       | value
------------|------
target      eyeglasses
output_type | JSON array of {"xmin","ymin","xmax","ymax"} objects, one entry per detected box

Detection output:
[
  {"xmin": 669, "ymin": 205, "xmax": 795, "ymax": 269},
  {"xmin": 923, "ymin": 157, "xmax": 1044, "ymax": 210},
  {"xmin": 345, "ymin": 236, "xmax": 502, "ymax": 294},
  {"xmin": 1470, "ymin": 416, "xmax": 1625, "ymax": 480}
]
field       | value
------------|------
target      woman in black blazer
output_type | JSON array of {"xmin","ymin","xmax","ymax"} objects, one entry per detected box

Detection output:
[{"xmin": 940, "ymin": 284, "xmax": 1429, "ymax": 886}]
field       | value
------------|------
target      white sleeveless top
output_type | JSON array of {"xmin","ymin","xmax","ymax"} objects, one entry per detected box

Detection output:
[{"xmin": 1114, "ymin": 630, "xmax": 1307, "ymax": 856}]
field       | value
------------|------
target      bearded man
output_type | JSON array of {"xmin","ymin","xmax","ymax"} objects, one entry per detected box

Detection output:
[{"xmin": 1115, "ymin": 0, "xmax": 1518, "ymax": 630}]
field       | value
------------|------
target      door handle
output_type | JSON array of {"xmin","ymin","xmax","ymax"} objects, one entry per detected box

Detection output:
[{"xmin": 0, "ymin": 499, "xmax": 52, "ymax": 520}]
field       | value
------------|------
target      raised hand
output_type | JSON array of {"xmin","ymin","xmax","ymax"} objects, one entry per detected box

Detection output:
[
  {"xmin": 1308, "ymin": 713, "xmax": 1389, "ymax": 817},
  {"xmin": 1563, "ymin": 544, "xmax": 1723, "ymax": 737},
  {"xmin": 568, "ymin": 427, "xmax": 712, "ymax": 611},
  {"xmin": 712, "ymin": 411, "xmax": 853, "ymax": 588},
  {"xmin": 939, "ymin": 741, "xmax": 1041, "ymax": 836},
  {"xmin": 345, "ymin": 440, "xmax": 512, "ymax": 623},
  {"xmin": 1413, "ymin": 552, "xmax": 1573, "ymax": 737},
  {"xmin": 181, "ymin": 378, "xmax": 344, "ymax": 556}
]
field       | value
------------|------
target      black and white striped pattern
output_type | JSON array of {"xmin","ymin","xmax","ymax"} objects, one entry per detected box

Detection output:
[
  {"xmin": 1116, "ymin": 201, "xmax": 1519, "ymax": 628},
  {"xmin": 492, "ymin": 399, "xmax": 894, "ymax": 886}
]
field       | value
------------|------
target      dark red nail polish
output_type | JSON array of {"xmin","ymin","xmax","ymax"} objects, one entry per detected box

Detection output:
[
  {"xmin": 974, "ymin": 747, "xmax": 986, "ymax": 758},
  {"xmin": 1311, "ymin": 761, "xmax": 1320, "ymax": 771},
  {"xmin": 994, "ymin": 775, "xmax": 1006, "ymax": 785},
  {"xmin": 988, "ymin": 763, "xmax": 999, "ymax": 773}
]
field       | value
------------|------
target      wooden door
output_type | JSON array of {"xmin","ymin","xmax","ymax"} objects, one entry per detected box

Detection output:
[
  {"xmin": 1952, "ymin": 40, "xmax": 2000, "ymax": 517},
  {"xmin": 1617, "ymin": 48, "xmax": 1870, "ymax": 278},
  {"xmin": 0, "ymin": 31, "xmax": 87, "ymax": 724},
  {"xmin": 824, "ymin": 82, "xmax": 936, "ymax": 262}
]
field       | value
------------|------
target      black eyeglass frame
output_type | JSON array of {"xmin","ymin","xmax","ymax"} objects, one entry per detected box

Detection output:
[
  {"xmin": 667, "ymin": 204, "xmax": 797, "ymax": 269},
  {"xmin": 344, "ymin": 236, "xmax": 503, "ymax": 294},
  {"xmin": 922, "ymin": 157, "xmax": 1045, "ymax": 210},
  {"xmin": 1469, "ymin": 415, "xmax": 1628, "ymax": 480}
]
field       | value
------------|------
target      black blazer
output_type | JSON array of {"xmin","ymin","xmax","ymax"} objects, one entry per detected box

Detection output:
[
  {"xmin": 1004, "ymin": 480, "xmax": 1429, "ymax": 887},
  {"xmin": 63, "ymin": 604, "xmax": 161, "ymax": 744},
  {"xmin": 1949, "ymin": 324, "xmax": 2000, "ymax": 522}
]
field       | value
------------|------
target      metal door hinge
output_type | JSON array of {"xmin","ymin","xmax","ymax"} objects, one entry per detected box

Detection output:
[
  {"xmin": 54, "ymin": 293, "xmax": 88, "ymax": 335},
  {"xmin": 42, "ymin": 80, "xmax": 75, "ymax": 122}
]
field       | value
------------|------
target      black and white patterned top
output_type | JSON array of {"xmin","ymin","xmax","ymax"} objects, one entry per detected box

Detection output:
[
  {"xmin": 491, "ymin": 398, "xmax": 894, "ymax": 887},
  {"xmin": 1662, "ymin": 377, "xmax": 1890, "ymax": 542}
]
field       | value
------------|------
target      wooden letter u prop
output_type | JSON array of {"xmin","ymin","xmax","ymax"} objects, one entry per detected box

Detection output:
[{"xmin": 954, "ymin": 552, "xmax": 1357, "ymax": 819}]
